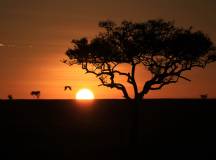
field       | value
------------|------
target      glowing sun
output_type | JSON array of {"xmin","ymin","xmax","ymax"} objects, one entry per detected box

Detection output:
[{"xmin": 75, "ymin": 88, "xmax": 95, "ymax": 100}]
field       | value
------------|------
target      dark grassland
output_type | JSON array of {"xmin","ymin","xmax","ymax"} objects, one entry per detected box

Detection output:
[{"xmin": 0, "ymin": 99, "xmax": 216, "ymax": 159}]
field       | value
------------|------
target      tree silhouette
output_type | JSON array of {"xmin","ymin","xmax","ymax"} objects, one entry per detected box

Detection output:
[
  {"xmin": 64, "ymin": 19, "xmax": 216, "ymax": 102},
  {"xmin": 64, "ymin": 19, "xmax": 216, "ymax": 149}
]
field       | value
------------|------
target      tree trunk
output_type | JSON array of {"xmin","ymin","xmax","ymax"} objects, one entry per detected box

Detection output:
[{"xmin": 129, "ymin": 98, "xmax": 142, "ymax": 152}]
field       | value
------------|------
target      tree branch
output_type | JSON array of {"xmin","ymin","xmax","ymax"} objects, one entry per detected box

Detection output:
[
  {"xmin": 98, "ymin": 75, "xmax": 131, "ymax": 99},
  {"xmin": 83, "ymin": 62, "xmax": 131, "ymax": 99}
]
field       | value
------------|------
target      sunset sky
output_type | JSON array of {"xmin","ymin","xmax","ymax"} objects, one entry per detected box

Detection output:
[{"xmin": 0, "ymin": 0, "xmax": 216, "ymax": 99}]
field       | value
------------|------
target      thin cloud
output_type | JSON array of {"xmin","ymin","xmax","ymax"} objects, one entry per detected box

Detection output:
[
  {"xmin": 0, "ymin": 43, "xmax": 5, "ymax": 47},
  {"xmin": 0, "ymin": 42, "xmax": 33, "ymax": 48},
  {"xmin": 0, "ymin": 43, "xmax": 15, "ymax": 48}
]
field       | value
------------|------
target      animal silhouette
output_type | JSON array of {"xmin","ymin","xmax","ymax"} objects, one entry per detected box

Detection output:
[
  {"xmin": 64, "ymin": 86, "xmax": 72, "ymax": 91},
  {"xmin": 200, "ymin": 94, "xmax": 208, "ymax": 99},
  {"xmin": 8, "ymin": 95, "xmax": 13, "ymax": 100},
  {"xmin": 31, "ymin": 91, "xmax": 40, "ymax": 99}
]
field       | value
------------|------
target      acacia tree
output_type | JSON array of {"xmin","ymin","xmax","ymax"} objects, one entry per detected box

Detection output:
[{"xmin": 64, "ymin": 19, "xmax": 216, "ymax": 102}]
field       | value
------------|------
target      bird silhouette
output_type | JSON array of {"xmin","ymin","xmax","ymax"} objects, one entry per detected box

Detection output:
[
  {"xmin": 64, "ymin": 86, "xmax": 72, "ymax": 91},
  {"xmin": 61, "ymin": 59, "xmax": 67, "ymax": 63}
]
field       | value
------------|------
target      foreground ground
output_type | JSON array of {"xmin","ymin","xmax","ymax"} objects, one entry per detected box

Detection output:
[{"xmin": 0, "ymin": 99, "xmax": 216, "ymax": 159}]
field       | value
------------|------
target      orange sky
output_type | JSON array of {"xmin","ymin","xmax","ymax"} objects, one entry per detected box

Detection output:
[{"xmin": 0, "ymin": 0, "xmax": 216, "ymax": 99}]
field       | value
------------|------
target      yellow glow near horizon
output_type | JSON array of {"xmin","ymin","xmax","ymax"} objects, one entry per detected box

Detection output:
[{"xmin": 75, "ymin": 88, "xmax": 95, "ymax": 100}]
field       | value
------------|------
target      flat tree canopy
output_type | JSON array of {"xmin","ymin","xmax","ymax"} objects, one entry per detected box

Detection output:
[{"xmin": 64, "ymin": 19, "xmax": 216, "ymax": 101}]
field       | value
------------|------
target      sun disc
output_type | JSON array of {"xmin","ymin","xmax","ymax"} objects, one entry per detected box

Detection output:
[{"xmin": 75, "ymin": 88, "xmax": 95, "ymax": 100}]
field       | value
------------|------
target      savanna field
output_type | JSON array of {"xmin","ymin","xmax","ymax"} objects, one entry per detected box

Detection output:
[{"xmin": 0, "ymin": 99, "xmax": 216, "ymax": 159}]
